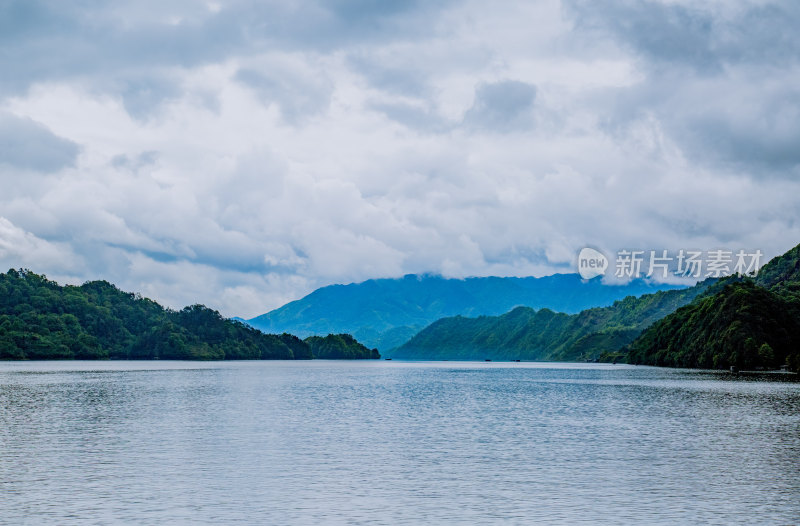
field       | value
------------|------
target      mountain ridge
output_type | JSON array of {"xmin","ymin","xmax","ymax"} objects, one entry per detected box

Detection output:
[
  {"xmin": 246, "ymin": 273, "xmax": 684, "ymax": 350},
  {"xmin": 393, "ymin": 242, "xmax": 800, "ymax": 372},
  {"xmin": 392, "ymin": 280, "xmax": 714, "ymax": 361}
]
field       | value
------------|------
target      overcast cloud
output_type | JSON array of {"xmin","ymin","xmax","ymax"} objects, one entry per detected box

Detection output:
[{"xmin": 1, "ymin": 0, "xmax": 798, "ymax": 317}]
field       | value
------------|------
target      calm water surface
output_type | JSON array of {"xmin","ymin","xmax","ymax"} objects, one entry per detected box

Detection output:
[{"xmin": 1, "ymin": 361, "xmax": 798, "ymax": 525}]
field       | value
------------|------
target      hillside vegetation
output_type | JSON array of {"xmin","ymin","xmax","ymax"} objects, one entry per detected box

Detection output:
[
  {"xmin": 392, "ymin": 281, "xmax": 714, "ymax": 361},
  {"xmin": 0, "ymin": 269, "xmax": 377, "ymax": 360},
  {"xmin": 627, "ymin": 243, "xmax": 800, "ymax": 371}
]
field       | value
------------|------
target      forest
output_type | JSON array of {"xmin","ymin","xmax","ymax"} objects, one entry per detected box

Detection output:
[
  {"xmin": 625, "ymin": 243, "xmax": 800, "ymax": 371},
  {"xmin": 0, "ymin": 269, "xmax": 378, "ymax": 360},
  {"xmin": 392, "ymin": 281, "xmax": 714, "ymax": 361}
]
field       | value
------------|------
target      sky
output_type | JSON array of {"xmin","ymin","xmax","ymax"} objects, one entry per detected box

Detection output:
[{"xmin": 1, "ymin": 0, "xmax": 799, "ymax": 318}]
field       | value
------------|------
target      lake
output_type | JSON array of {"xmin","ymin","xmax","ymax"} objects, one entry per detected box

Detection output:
[{"xmin": 1, "ymin": 361, "xmax": 798, "ymax": 525}]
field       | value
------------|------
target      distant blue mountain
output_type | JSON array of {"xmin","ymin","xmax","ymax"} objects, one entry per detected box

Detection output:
[{"xmin": 246, "ymin": 274, "xmax": 684, "ymax": 351}]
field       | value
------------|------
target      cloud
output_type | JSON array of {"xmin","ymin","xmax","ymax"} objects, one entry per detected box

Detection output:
[
  {"xmin": 566, "ymin": 0, "xmax": 720, "ymax": 71},
  {"xmin": 0, "ymin": 216, "xmax": 79, "ymax": 272},
  {"xmin": 463, "ymin": 80, "xmax": 537, "ymax": 132},
  {"xmin": 0, "ymin": 0, "xmax": 454, "ymax": 117},
  {"xmin": 666, "ymin": 80, "xmax": 800, "ymax": 172},
  {"xmin": 566, "ymin": 0, "xmax": 800, "ymax": 174},
  {"xmin": 0, "ymin": 0, "xmax": 799, "ymax": 318},
  {"xmin": 116, "ymin": 75, "xmax": 184, "ymax": 121},
  {"xmin": 369, "ymin": 101, "xmax": 450, "ymax": 133},
  {"xmin": 111, "ymin": 150, "xmax": 159, "ymax": 171},
  {"xmin": 0, "ymin": 112, "xmax": 79, "ymax": 172},
  {"xmin": 565, "ymin": 0, "xmax": 800, "ymax": 70},
  {"xmin": 348, "ymin": 53, "xmax": 432, "ymax": 98},
  {"xmin": 234, "ymin": 58, "xmax": 333, "ymax": 124}
]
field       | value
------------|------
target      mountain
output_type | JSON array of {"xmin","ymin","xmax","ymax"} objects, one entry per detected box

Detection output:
[
  {"xmin": 625, "ymin": 243, "xmax": 800, "ymax": 371},
  {"xmin": 392, "ymin": 280, "xmax": 714, "ymax": 361},
  {"xmin": 246, "ymin": 274, "xmax": 683, "ymax": 350},
  {"xmin": 0, "ymin": 269, "xmax": 377, "ymax": 360}
]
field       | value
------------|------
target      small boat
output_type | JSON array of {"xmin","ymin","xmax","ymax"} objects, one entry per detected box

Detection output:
[
  {"xmin": 384, "ymin": 358, "xmax": 392, "ymax": 361},
  {"xmin": 485, "ymin": 359, "xmax": 492, "ymax": 362}
]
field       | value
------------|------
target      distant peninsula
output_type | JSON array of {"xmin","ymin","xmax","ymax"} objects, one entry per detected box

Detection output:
[{"xmin": 0, "ymin": 270, "xmax": 379, "ymax": 361}]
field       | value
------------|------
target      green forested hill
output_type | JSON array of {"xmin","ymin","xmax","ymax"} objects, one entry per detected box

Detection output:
[
  {"xmin": 305, "ymin": 334, "xmax": 381, "ymax": 359},
  {"xmin": 626, "ymin": 243, "xmax": 800, "ymax": 371},
  {"xmin": 626, "ymin": 281, "xmax": 800, "ymax": 370},
  {"xmin": 0, "ymin": 269, "xmax": 376, "ymax": 360},
  {"xmin": 392, "ymin": 281, "xmax": 714, "ymax": 361},
  {"xmin": 753, "ymin": 243, "xmax": 800, "ymax": 290}
]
